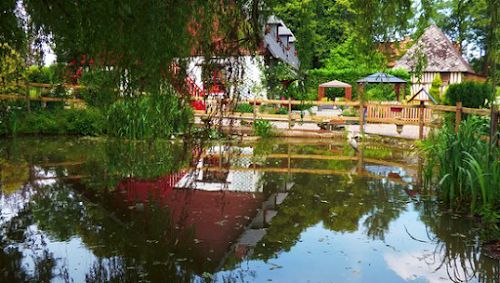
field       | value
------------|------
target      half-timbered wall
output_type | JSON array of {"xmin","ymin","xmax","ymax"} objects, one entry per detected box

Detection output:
[{"xmin": 410, "ymin": 72, "xmax": 463, "ymax": 96}]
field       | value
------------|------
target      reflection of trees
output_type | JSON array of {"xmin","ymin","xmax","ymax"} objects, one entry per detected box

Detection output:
[
  {"xmin": 0, "ymin": 137, "xmax": 214, "ymax": 282},
  {"xmin": 1, "ymin": 181, "xmax": 208, "ymax": 282},
  {"xmin": 252, "ymin": 172, "xmax": 409, "ymax": 261},
  {"xmin": 415, "ymin": 201, "xmax": 500, "ymax": 283}
]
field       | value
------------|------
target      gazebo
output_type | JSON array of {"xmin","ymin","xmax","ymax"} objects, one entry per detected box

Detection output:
[
  {"xmin": 356, "ymin": 72, "xmax": 407, "ymax": 101},
  {"xmin": 318, "ymin": 80, "xmax": 352, "ymax": 101}
]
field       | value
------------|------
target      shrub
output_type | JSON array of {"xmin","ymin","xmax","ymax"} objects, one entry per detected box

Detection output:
[
  {"xmin": 27, "ymin": 64, "xmax": 63, "ymax": 84},
  {"xmin": 429, "ymin": 74, "xmax": 442, "ymax": 103},
  {"xmin": 252, "ymin": 119, "xmax": 275, "ymax": 137},
  {"xmin": 12, "ymin": 108, "xmax": 106, "ymax": 136},
  {"xmin": 236, "ymin": 103, "xmax": 254, "ymax": 113},
  {"xmin": 444, "ymin": 81, "xmax": 491, "ymax": 108},
  {"xmin": 276, "ymin": 107, "xmax": 288, "ymax": 115}
]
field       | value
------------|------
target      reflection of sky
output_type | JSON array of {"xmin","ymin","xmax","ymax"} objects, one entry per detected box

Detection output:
[
  {"xmin": 216, "ymin": 205, "xmax": 483, "ymax": 283},
  {"xmin": 19, "ymin": 225, "xmax": 100, "ymax": 283}
]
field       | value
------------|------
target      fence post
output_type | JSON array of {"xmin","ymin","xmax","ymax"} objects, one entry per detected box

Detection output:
[
  {"xmin": 288, "ymin": 96, "xmax": 292, "ymax": 130},
  {"xmin": 419, "ymin": 101, "xmax": 425, "ymax": 139},
  {"xmin": 359, "ymin": 101, "xmax": 365, "ymax": 135},
  {"xmin": 455, "ymin": 102, "xmax": 462, "ymax": 133}
]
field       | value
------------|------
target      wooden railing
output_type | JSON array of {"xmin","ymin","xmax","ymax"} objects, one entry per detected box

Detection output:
[{"xmin": 191, "ymin": 96, "xmax": 500, "ymax": 139}]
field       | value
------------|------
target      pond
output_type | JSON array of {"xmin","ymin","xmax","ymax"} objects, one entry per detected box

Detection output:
[{"xmin": 0, "ymin": 136, "xmax": 498, "ymax": 283}]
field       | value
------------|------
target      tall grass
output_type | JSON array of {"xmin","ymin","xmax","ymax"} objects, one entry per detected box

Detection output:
[{"xmin": 423, "ymin": 119, "xmax": 500, "ymax": 215}]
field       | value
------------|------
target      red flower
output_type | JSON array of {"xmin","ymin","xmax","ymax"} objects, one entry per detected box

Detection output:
[
  {"xmin": 81, "ymin": 60, "xmax": 85, "ymax": 64},
  {"xmin": 70, "ymin": 62, "xmax": 74, "ymax": 66},
  {"xmin": 89, "ymin": 59, "xmax": 94, "ymax": 65},
  {"xmin": 82, "ymin": 55, "xmax": 86, "ymax": 59}
]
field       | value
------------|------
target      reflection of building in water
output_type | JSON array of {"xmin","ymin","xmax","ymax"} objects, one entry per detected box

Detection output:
[
  {"xmin": 113, "ymin": 145, "xmax": 288, "ymax": 273},
  {"xmin": 176, "ymin": 146, "xmax": 263, "ymax": 192}
]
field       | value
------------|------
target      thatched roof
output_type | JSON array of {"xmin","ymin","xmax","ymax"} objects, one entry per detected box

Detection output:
[{"xmin": 394, "ymin": 24, "xmax": 474, "ymax": 73}]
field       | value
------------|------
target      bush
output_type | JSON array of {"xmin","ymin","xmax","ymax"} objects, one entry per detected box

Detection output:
[
  {"xmin": 236, "ymin": 103, "xmax": 254, "ymax": 113},
  {"xmin": 276, "ymin": 107, "xmax": 289, "ymax": 115},
  {"xmin": 444, "ymin": 81, "xmax": 491, "ymax": 108},
  {"xmin": 28, "ymin": 64, "xmax": 63, "ymax": 84},
  {"xmin": 13, "ymin": 108, "xmax": 106, "ymax": 136},
  {"xmin": 252, "ymin": 119, "xmax": 275, "ymax": 137},
  {"xmin": 429, "ymin": 74, "xmax": 442, "ymax": 103}
]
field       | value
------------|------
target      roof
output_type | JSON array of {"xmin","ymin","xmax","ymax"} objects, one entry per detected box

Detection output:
[
  {"xmin": 357, "ymin": 72, "xmax": 407, "ymax": 83},
  {"xmin": 267, "ymin": 15, "xmax": 284, "ymax": 26},
  {"xmin": 319, "ymin": 80, "xmax": 352, "ymax": 88},
  {"xmin": 408, "ymin": 88, "xmax": 437, "ymax": 104},
  {"xmin": 394, "ymin": 24, "xmax": 474, "ymax": 73},
  {"xmin": 278, "ymin": 26, "xmax": 293, "ymax": 36},
  {"xmin": 263, "ymin": 16, "xmax": 300, "ymax": 69}
]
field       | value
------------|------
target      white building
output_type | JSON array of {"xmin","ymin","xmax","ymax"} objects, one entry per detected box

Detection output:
[{"xmin": 183, "ymin": 16, "xmax": 299, "ymax": 102}]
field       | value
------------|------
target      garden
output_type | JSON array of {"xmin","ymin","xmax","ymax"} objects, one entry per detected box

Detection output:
[{"xmin": 1, "ymin": 0, "xmax": 500, "ymax": 282}]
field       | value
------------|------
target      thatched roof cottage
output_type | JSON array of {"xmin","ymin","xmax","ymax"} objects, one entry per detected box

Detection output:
[{"xmin": 394, "ymin": 24, "xmax": 485, "ymax": 96}]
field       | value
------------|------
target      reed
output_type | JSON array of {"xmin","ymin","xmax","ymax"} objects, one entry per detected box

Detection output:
[{"xmin": 424, "ymin": 119, "xmax": 500, "ymax": 214}]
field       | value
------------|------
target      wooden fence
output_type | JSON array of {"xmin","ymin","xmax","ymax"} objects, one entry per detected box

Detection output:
[
  {"xmin": 191, "ymin": 96, "xmax": 500, "ymax": 140},
  {"xmin": 1, "ymin": 82, "xmax": 499, "ymax": 140}
]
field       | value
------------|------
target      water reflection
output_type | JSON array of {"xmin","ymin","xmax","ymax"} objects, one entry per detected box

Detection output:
[{"xmin": 0, "ymin": 137, "xmax": 498, "ymax": 283}]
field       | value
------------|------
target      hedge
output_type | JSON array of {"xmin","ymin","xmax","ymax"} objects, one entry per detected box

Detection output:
[{"xmin": 305, "ymin": 68, "xmax": 411, "ymax": 100}]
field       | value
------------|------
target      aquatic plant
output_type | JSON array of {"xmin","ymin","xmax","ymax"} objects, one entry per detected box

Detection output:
[
  {"xmin": 423, "ymin": 119, "xmax": 500, "ymax": 217},
  {"xmin": 252, "ymin": 119, "xmax": 275, "ymax": 138},
  {"xmin": 107, "ymin": 89, "xmax": 192, "ymax": 140}
]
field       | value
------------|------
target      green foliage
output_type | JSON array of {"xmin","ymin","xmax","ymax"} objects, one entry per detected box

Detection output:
[
  {"xmin": 27, "ymin": 64, "xmax": 63, "ymax": 84},
  {"xmin": 307, "ymin": 68, "xmax": 410, "ymax": 100},
  {"xmin": 107, "ymin": 90, "xmax": 192, "ymax": 140},
  {"xmin": 323, "ymin": 36, "xmax": 386, "ymax": 71},
  {"xmin": 423, "ymin": 119, "xmax": 500, "ymax": 220},
  {"xmin": 364, "ymin": 84, "xmax": 398, "ymax": 101},
  {"xmin": 444, "ymin": 81, "xmax": 491, "ymax": 108},
  {"xmin": 261, "ymin": 62, "xmax": 296, "ymax": 99},
  {"xmin": 236, "ymin": 103, "xmax": 254, "ymax": 113},
  {"xmin": 429, "ymin": 74, "xmax": 442, "ymax": 103},
  {"xmin": 0, "ymin": 43, "xmax": 25, "ymax": 95},
  {"xmin": 0, "ymin": 100, "xmax": 24, "ymax": 135},
  {"xmin": 276, "ymin": 106, "xmax": 289, "ymax": 115},
  {"xmin": 14, "ymin": 108, "xmax": 106, "ymax": 136},
  {"xmin": 252, "ymin": 119, "xmax": 275, "ymax": 137}
]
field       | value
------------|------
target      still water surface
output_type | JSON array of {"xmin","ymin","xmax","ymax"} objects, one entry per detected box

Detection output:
[{"xmin": 0, "ymin": 137, "xmax": 498, "ymax": 283}]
